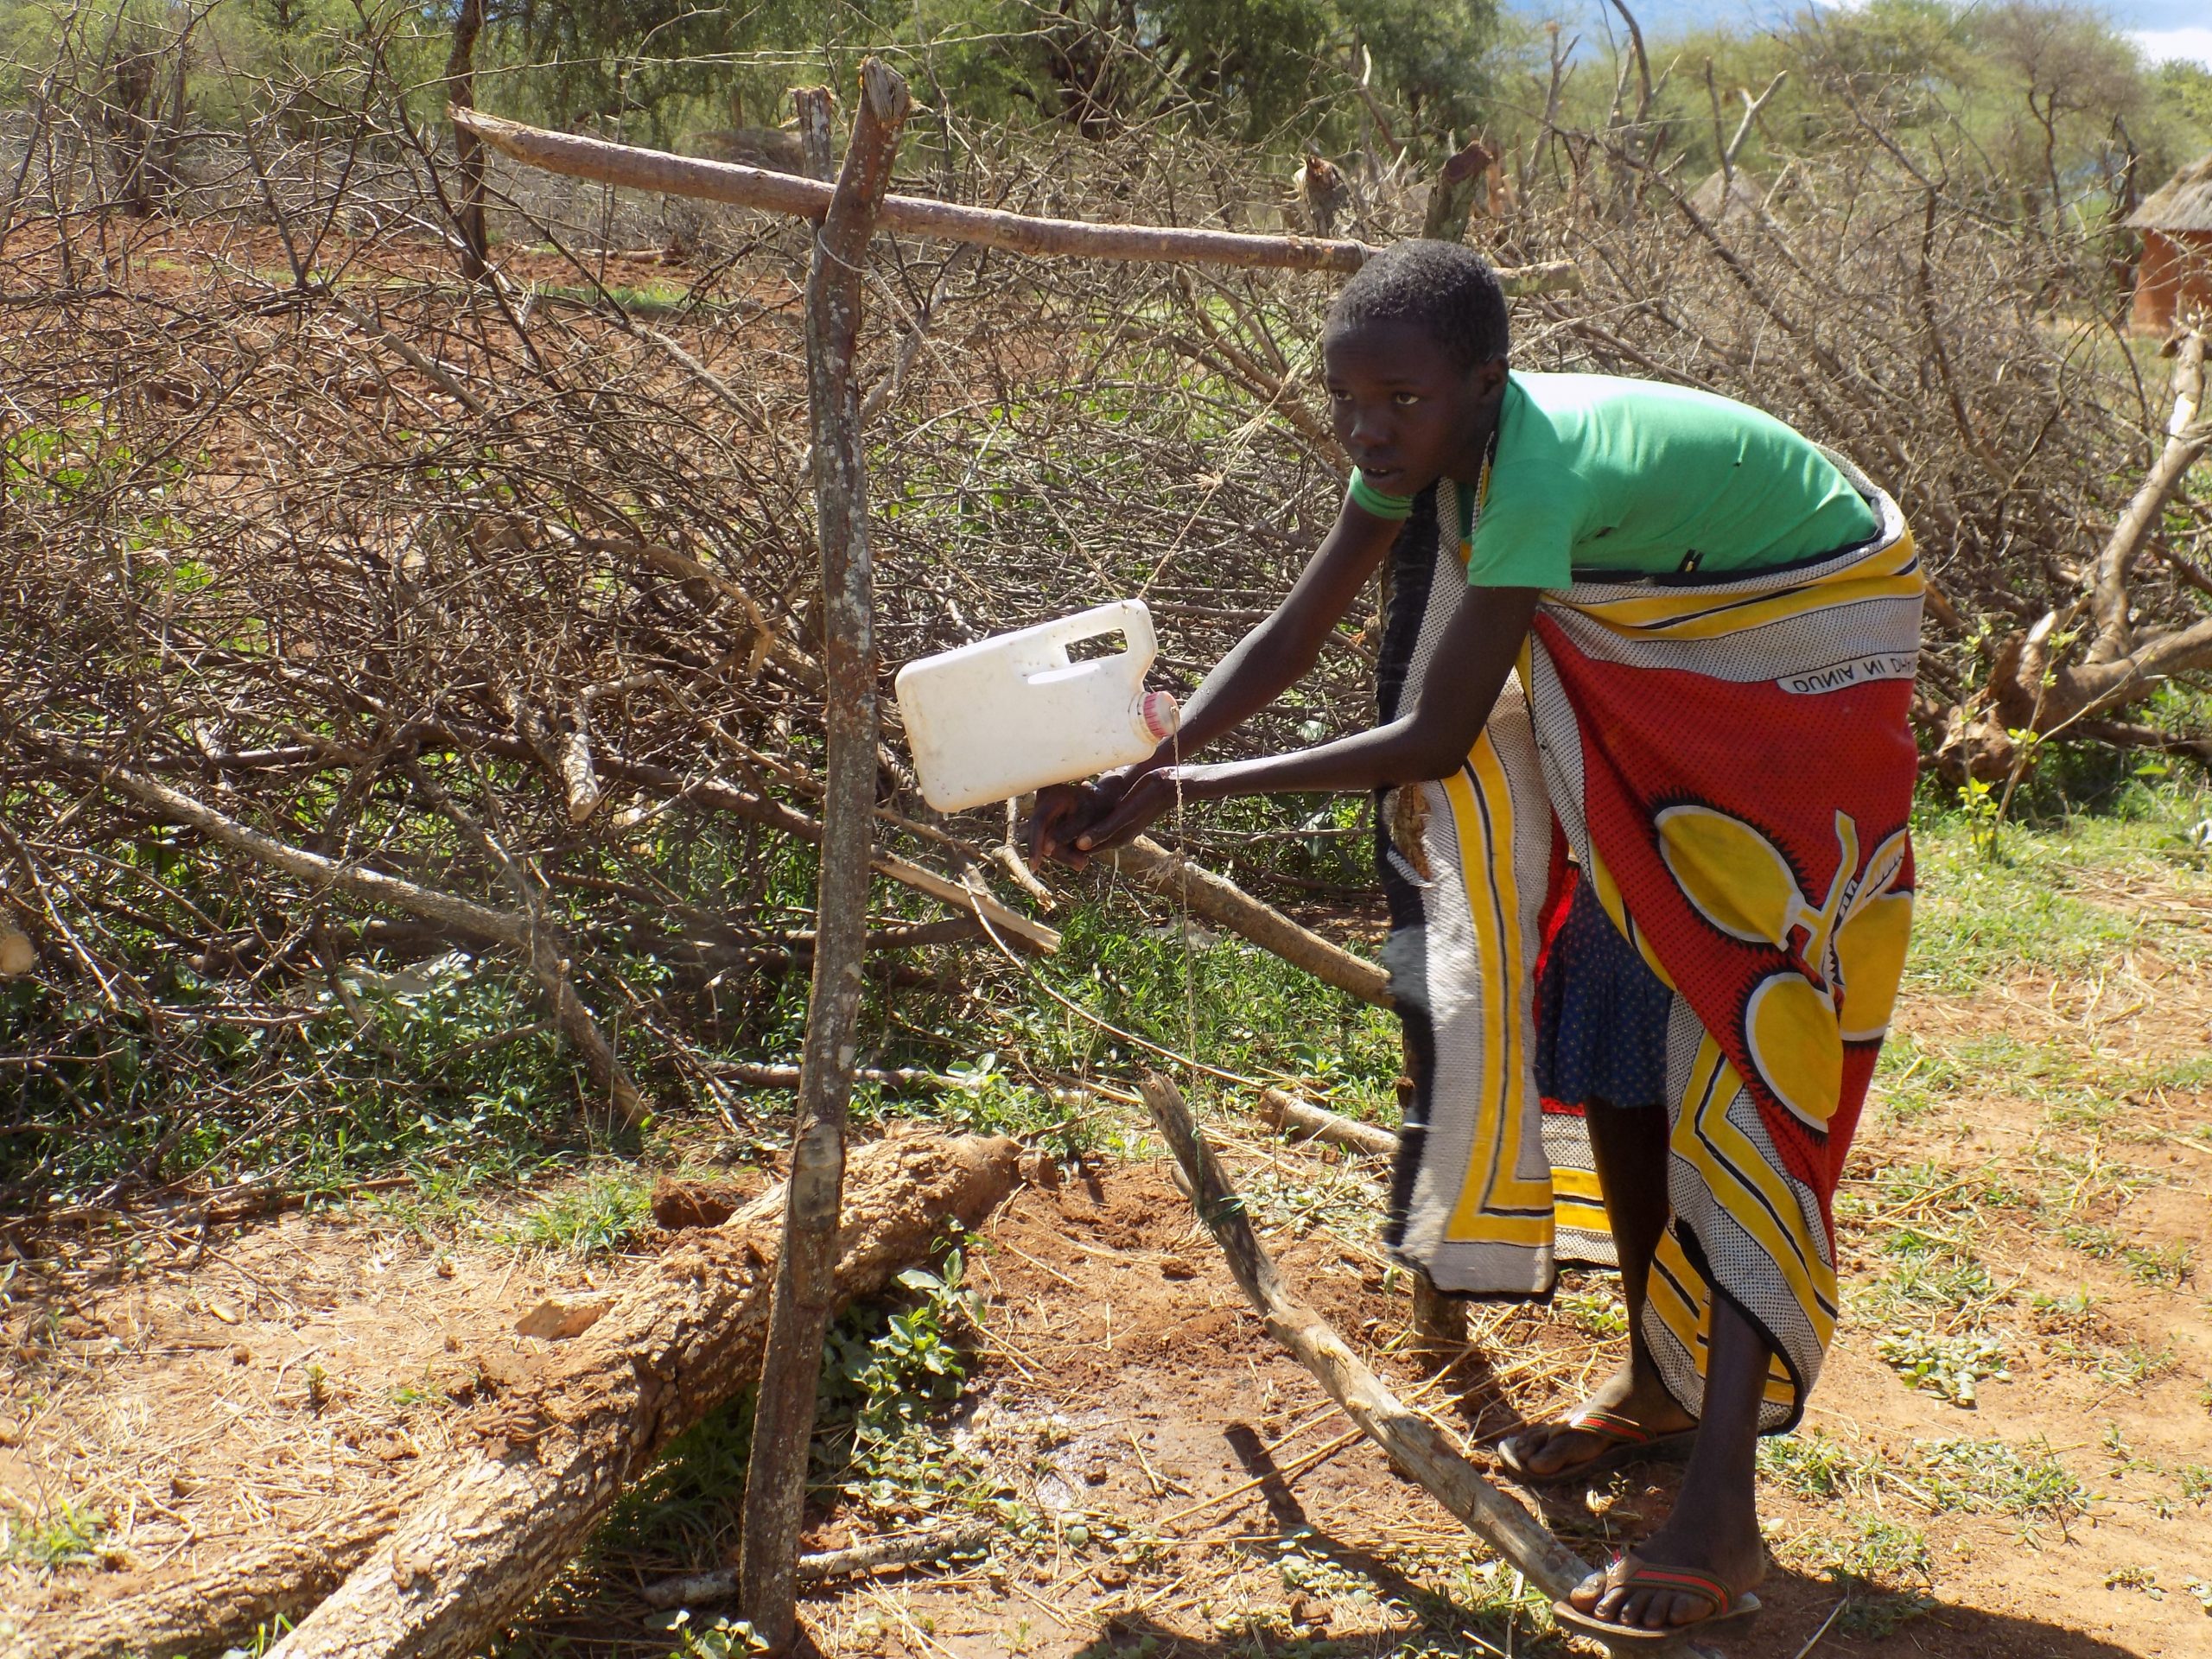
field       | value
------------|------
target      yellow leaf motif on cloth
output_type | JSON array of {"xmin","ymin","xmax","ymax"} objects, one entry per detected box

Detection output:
[
  {"xmin": 1834, "ymin": 889, "xmax": 1911, "ymax": 1041},
  {"xmin": 1657, "ymin": 806, "xmax": 1910, "ymax": 1130},
  {"xmin": 1745, "ymin": 971, "xmax": 1843, "ymax": 1125}
]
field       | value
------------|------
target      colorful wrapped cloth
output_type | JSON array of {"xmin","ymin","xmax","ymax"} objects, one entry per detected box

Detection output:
[{"xmin": 1377, "ymin": 456, "xmax": 1922, "ymax": 1430}]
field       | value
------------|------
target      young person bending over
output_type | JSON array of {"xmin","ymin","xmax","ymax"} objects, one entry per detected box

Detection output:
[{"xmin": 1030, "ymin": 240, "xmax": 1920, "ymax": 1641}]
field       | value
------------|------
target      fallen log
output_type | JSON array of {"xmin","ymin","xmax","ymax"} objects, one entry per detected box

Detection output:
[
  {"xmin": 1137, "ymin": 1074, "xmax": 1707, "ymax": 1659},
  {"xmin": 263, "ymin": 1134, "xmax": 1017, "ymax": 1659},
  {"xmin": 41, "ymin": 1134, "xmax": 1020, "ymax": 1659},
  {"xmin": 1256, "ymin": 1087, "xmax": 1398, "ymax": 1158},
  {"xmin": 1105, "ymin": 836, "xmax": 1390, "ymax": 1007}
]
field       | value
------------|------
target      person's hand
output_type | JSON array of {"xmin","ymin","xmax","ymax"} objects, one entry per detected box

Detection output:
[
  {"xmin": 1025, "ymin": 766, "xmax": 1140, "ymax": 870},
  {"xmin": 1064, "ymin": 765, "xmax": 1208, "ymax": 856}
]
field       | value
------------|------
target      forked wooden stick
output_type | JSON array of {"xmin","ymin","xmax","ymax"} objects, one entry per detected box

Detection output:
[{"xmin": 1138, "ymin": 1072, "xmax": 1711, "ymax": 1659}]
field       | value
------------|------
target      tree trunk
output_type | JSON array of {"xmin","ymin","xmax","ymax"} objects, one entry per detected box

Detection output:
[
  {"xmin": 1939, "ymin": 324, "xmax": 2209, "ymax": 782},
  {"xmin": 2085, "ymin": 328, "xmax": 2207, "ymax": 665},
  {"xmin": 238, "ymin": 1133, "xmax": 1019, "ymax": 1659},
  {"xmin": 736, "ymin": 59, "xmax": 913, "ymax": 1654},
  {"xmin": 444, "ymin": 0, "xmax": 488, "ymax": 282},
  {"xmin": 1420, "ymin": 137, "xmax": 1495, "ymax": 244}
]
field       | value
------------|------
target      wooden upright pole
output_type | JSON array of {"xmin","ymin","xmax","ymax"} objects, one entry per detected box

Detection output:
[
  {"xmin": 442, "ymin": 0, "xmax": 489, "ymax": 282},
  {"xmin": 736, "ymin": 59, "xmax": 913, "ymax": 1654}
]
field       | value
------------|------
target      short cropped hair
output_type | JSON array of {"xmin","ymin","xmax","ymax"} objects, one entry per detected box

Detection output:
[{"xmin": 1325, "ymin": 240, "xmax": 1510, "ymax": 372}]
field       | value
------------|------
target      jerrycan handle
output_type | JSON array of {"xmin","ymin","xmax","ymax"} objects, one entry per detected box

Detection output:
[{"xmin": 1021, "ymin": 601, "xmax": 1155, "ymax": 689}]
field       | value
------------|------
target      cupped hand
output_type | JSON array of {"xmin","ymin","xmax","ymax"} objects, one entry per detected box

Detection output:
[
  {"xmin": 1025, "ymin": 767, "xmax": 1138, "ymax": 869},
  {"xmin": 1065, "ymin": 766, "xmax": 1188, "ymax": 855}
]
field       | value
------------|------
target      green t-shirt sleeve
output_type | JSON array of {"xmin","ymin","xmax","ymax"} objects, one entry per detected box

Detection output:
[
  {"xmin": 1347, "ymin": 467, "xmax": 1416, "ymax": 521},
  {"xmin": 1465, "ymin": 464, "xmax": 1580, "ymax": 588}
]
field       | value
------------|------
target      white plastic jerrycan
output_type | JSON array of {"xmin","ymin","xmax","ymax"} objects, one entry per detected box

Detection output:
[{"xmin": 895, "ymin": 601, "xmax": 1180, "ymax": 813}]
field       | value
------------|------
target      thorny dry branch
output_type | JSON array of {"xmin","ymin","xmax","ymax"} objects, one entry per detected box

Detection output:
[{"xmin": 1, "ymin": 0, "xmax": 2207, "ymax": 1217}]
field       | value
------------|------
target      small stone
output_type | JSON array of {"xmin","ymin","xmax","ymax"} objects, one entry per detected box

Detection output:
[
  {"xmin": 171, "ymin": 1472, "xmax": 199, "ymax": 1497},
  {"xmin": 0, "ymin": 1421, "xmax": 21, "ymax": 1447},
  {"xmin": 231, "ymin": 1344, "xmax": 253, "ymax": 1365},
  {"xmin": 1084, "ymin": 1459, "xmax": 1109, "ymax": 1484},
  {"xmin": 1159, "ymin": 1256, "xmax": 1198, "ymax": 1281},
  {"xmin": 435, "ymin": 1254, "xmax": 456, "ymax": 1279}
]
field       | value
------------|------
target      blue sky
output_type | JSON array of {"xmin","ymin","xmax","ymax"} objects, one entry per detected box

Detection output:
[{"xmin": 1506, "ymin": 0, "xmax": 2212, "ymax": 68}]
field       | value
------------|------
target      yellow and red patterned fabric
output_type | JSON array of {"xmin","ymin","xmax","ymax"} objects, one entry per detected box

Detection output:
[{"xmin": 1378, "ymin": 455, "xmax": 1923, "ymax": 1429}]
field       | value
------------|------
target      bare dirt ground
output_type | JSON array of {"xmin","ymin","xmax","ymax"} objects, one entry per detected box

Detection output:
[{"xmin": 5, "ymin": 911, "xmax": 2207, "ymax": 1659}]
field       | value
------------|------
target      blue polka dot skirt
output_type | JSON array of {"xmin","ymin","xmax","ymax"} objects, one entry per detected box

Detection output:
[{"xmin": 1535, "ymin": 872, "xmax": 1673, "ymax": 1111}]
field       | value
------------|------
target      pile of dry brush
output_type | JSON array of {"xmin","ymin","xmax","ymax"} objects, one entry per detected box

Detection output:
[{"xmin": 2, "ymin": 22, "xmax": 2207, "ymax": 1205}]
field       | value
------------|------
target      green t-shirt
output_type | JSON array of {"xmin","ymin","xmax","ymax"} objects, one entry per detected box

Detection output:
[{"xmin": 1348, "ymin": 372, "xmax": 1878, "ymax": 588}]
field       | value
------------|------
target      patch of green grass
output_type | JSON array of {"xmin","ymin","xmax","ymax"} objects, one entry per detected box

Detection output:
[
  {"xmin": 1796, "ymin": 1512, "xmax": 1932, "ymax": 1582},
  {"xmin": 2045, "ymin": 1336, "xmax": 2177, "ymax": 1388},
  {"xmin": 1006, "ymin": 894, "xmax": 1400, "ymax": 1117},
  {"xmin": 1919, "ymin": 1436, "xmax": 2084, "ymax": 1524},
  {"xmin": 1858, "ymin": 1251, "xmax": 1999, "ymax": 1318},
  {"xmin": 512, "ymin": 1171, "xmax": 654, "ymax": 1255},
  {"xmin": 1764, "ymin": 1430, "xmax": 2085, "ymax": 1527},
  {"xmin": 2123, "ymin": 1240, "xmax": 2195, "ymax": 1287},
  {"xmin": 1837, "ymin": 1591, "xmax": 1940, "ymax": 1637},
  {"xmin": 1557, "ymin": 1287, "xmax": 1629, "ymax": 1338},
  {"xmin": 1759, "ymin": 1430, "xmax": 1887, "ymax": 1501},
  {"xmin": 1238, "ymin": 1159, "xmax": 1389, "ymax": 1242},
  {"xmin": 531, "ymin": 280, "xmax": 699, "ymax": 315},
  {"xmin": 1872, "ymin": 1034, "xmax": 1966, "ymax": 1122},
  {"xmin": 2181, "ymin": 1465, "xmax": 2212, "ymax": 1503},
  {"xmin": 2030, "ymin": 1286, "xmax": 2101, "ymax": 1327},
  {"xmin": 1906, "ymin": 795, "xmax": 2212, "ymax": 995},
  {"xmin": 898, "ymin": 1057, "xmax": 1104, "ymax": 1160},
  {"xmin": 2060, "ymin": 1221, "xmax": 2196, "ymax": 1287},
  {"xmin": 3, "ymin": 935, "xmax": 597, "ymax": 1208},
  {"xmin": 1, "ymin": 1499, "xmax": 106, "ymax": 1567},
  {"xmin": 1780, "ymin": 1512, "xmax": 1936, "ymax": 1636},
  {"xmin": 1876, "ymin": 1328, "xmax": 2009, "ymax": 1407}
]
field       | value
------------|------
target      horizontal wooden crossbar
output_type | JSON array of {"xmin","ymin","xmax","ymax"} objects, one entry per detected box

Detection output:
[{"xmin": 451, "ymin": 106, "xmax": 1579, "ymax": 292}]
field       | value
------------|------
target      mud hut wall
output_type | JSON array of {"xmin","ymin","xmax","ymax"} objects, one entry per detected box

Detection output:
[{"xmin": 2132, "ymin": 228, "xmax": 2212, "ymax": 332}]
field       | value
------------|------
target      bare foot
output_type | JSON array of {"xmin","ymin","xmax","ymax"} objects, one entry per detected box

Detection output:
[
  {"xmin": 1500, "ymin": 1359, "xmax": 1695, "ymax": 1479},
  {"xmin": 1566, "ymin": 1507, "xmax": 1767, "ymax": 1631}
]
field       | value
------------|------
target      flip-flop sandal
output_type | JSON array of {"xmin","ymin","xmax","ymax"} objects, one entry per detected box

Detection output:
[
  {"xmin": 1552, "ymin": 1556, "xmax": 1764, "ymax": 1643},
  {"xmin": 1495, "ymin": 1407, "xmax": 1698, "ymax": 1484}
]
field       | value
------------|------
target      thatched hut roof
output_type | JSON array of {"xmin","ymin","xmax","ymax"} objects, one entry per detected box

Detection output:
[
  {"xmin": 1689, "ymin": 168, "xmax": 1770, "ymax": 224},
  {"xmin": 2126, "ymin": 152, "xmax": 2212, "ymax": 234}
]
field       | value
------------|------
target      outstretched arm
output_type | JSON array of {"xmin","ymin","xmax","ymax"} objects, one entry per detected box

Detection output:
[
  {"xmin": 1028, "ymin": 496, "xmax": 1402, "ymax": 865},
  {"xmin": 1068, "ymin": 582, "xmax": 1541, "ymax": 855}
]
